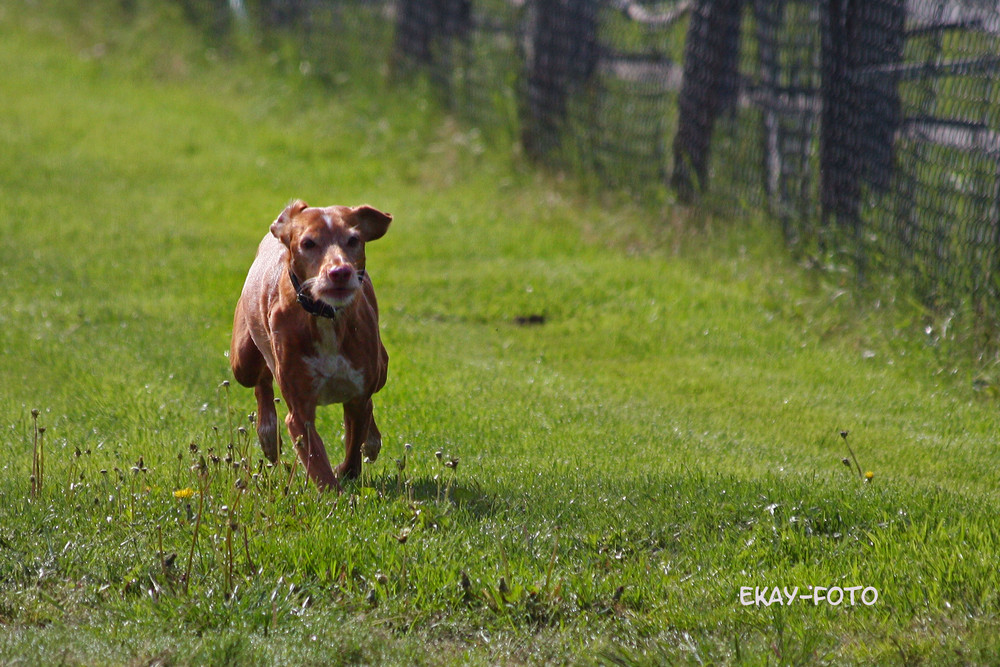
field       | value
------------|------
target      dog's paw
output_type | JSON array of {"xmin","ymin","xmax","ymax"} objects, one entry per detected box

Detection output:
[
  {"xmin": 258, "ymin": 422, "xmax": 281, "ymax": 463},
  {"xmin": 361, "ymin": 433, "xmax": 382, "ymax": 462}
]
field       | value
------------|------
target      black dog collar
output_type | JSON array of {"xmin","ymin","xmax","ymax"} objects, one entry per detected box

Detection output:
[{"xmin": 288, "ymin": 268, "xmax": 365, "ymax": 320}]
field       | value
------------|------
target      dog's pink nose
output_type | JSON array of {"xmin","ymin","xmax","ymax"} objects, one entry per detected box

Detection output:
[{"xmin": 327, "ymin": 264, "xmax": 353, "ymax": 284}]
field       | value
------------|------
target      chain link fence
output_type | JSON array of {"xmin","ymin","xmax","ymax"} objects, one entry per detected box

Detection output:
[{"xmin": 190, "ymin": 0, "xmax": 1000, "ymax": 329}]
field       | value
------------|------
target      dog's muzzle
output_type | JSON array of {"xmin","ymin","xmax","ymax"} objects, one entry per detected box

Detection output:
[{"xmin": 288, "ymin": 268, "xmax": 366, "ymax": 320}]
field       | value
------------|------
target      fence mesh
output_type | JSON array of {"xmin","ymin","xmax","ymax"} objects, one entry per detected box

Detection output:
[{"xmin": 202, "ymin": 0, "xmax": 1000, "ymax": 328}]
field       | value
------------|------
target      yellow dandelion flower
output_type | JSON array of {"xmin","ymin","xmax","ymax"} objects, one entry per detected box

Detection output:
[
  {"xmin": 864, "ymin": 471, "xmax": 874, "ymax": 481},
  {"xmin": 173, "ymin": 487, "xmax": 195, "ymax": 499}
]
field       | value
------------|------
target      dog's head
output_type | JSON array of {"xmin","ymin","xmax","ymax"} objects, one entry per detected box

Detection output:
[{"xmin": 271, "ymin": 200, "xmax": 392, "ymax": 309}]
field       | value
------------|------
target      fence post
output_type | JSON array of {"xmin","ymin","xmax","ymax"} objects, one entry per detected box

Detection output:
[
  {"xmin": 754, "ymin": 0, "xmax": 783, "ymax": 222},
  {"xmin": 175, "ymin": 0, "xmax": 233, "ymax": 37},
  {"xmin": 521, "ymin": 0, "xmax": 599, "ymax": 159},
  {"xmin": 820, "ymin": 0, "xmax": 904, "ymax": 252},
  {"xmin": 670, "ymin": 0, "xmax": 744, "ymax": 203},
  {"xmin": 258, "ymin": 0, "xmax": 306, "ymax": 27},
  {"xmin": 393, "ymin": 0, "xmax": 471, "ymax": 81}
]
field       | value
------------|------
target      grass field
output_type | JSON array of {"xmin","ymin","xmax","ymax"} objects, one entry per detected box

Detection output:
[{"xmin": 2, "ymin": 2, "xmax": 1000, "ymax": 664}]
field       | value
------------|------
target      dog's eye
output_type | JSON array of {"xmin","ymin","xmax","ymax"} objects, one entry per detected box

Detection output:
[
  {"xmin": 300, "ymin": 238, "xmax": 317, "ymax": 250},
  {"xmin": 346, "ymin": 235, "xmax": 361, "ymax": 249}
]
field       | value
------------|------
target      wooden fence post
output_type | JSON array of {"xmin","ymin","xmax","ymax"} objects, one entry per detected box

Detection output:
[
  {"xmin": 521, "ymin": 0, "xmax": 599, "ymax": 158},
  {"xmin": 820, "ymin": 0, "xmax": 904, "ymax": 239},
  {"xmin": 670, "ymin": 0, "xmax": 744, "ymax": 202},
  {"xmin": 393, "ymin": 0, "xmax": 471, "ymax": 74}
]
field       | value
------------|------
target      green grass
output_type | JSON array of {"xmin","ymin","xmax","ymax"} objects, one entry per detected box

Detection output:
[{"xmin": 2, "ymin": 2, "xmax": 1000, "ymax": 664}]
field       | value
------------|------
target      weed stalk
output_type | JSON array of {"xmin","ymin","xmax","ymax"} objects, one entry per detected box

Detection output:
[
  {"xmin": 443, "ymin": 456, "xmax": 459, "ymax": 503},
  {"xmin": 840, "ymin": 431, "xmax": 864, "ymax": 479},
  {"xmin": 396, "ymin": 528, "xmax": 410, "ymax": 590},
  {"xmin": 226, "ymin": 483, "xmax": 247, "ymax": 596},
  {"xmin": 285, "ymin": 435, "xmax": 304, "ymax": 493},
  {"xmin": 30, "ymin": 409, "xmax": 42, "ymax": 498},
  {"xmin": 183, "ymin": 464, "xmax": 211, "ymax": 594},
  {"xmin": 221, "ymin": 380, "xmax": 235, "ymax": 453},
  {"xmin": 243, "ymin": 525, "xmax": 257, "ymax": 575}
]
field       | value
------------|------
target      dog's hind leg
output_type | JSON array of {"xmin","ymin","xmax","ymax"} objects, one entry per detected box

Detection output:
[
  {"xmin": 231, "ymin": 304, "xmax": 281, "ymax": 462},
  {"xmin": 230, "ymin": 302, "xmax": 264, "ymax": 387},
  {"xmin": 254, "ymin": 378, "xmax": 281, "ymax": 462}
]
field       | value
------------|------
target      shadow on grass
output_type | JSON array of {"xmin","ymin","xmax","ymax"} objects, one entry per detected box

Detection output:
[{"xmin": 348, "ymin": 472, "xmax": 500, "ymax": 519}]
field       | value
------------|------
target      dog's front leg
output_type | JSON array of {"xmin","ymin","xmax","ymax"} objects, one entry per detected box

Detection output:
[
  {"xmin": 339, "ymin": 397, "xmax": 374, "ymax": 480},
  {"xmin": 284, "ymin": 404, "xmax": 340, "ymax": 492}
]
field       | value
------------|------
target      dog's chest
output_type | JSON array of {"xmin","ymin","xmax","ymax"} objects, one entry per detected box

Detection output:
[{"xmin": 303, "ymin": 327, "xmax": 365, "ymax": 405}]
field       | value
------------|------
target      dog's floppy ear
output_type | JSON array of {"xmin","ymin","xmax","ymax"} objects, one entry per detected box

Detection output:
[
  {"xmin": 270, "ymin": 200, "xmax": 308, "ymax": 245},
  {"xmin": 350, "ymin": 205, "xmax": 392, "ymax": 242}
]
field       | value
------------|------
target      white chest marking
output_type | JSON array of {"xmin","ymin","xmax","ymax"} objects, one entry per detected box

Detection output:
[{"xmin": 303, "ymin": 328, "xmax": 365, "ymax": 404}]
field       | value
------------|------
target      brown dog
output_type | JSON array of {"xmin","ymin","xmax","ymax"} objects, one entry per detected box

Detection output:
[{"xmin": 230, "ymin": 200, "xmax": 392, "ymax": 491}]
